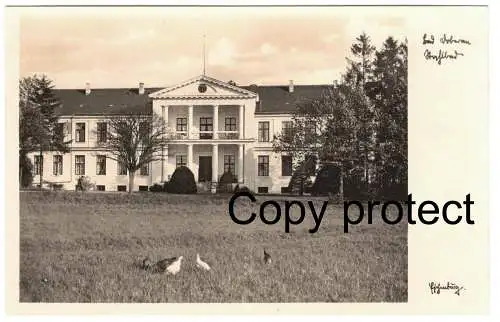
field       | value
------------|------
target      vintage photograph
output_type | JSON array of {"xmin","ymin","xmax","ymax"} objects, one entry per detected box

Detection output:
[{"xmin": 18, "ymin": 6, "xmax": 408, "ymax": 303}]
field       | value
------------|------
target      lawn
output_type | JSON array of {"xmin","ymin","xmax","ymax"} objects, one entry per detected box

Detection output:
[{"xmin": 19, "ymin": 191, "xmax": 407, "ymax": 303}]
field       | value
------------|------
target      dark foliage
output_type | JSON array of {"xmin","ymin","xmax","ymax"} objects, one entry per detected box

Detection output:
[
  {"xmin": 149, "ymin": 183, "xmax": 164, "ymax": 192},
  {"xmin": 311, "ymin": 164, "xmax": 341, "ymax": 196},
  {"xmin": 166, "ymin": 166, "xmax": 197, "ymax": 194},
  {"xmin": 20, "ymin": 154, "xmax": 34, "ymax": 188},
  {"xmin": 233, "ymin": 184, "xmax": 254, "ymax": 195},
  {"xmin": 217, "ymin": 171, "xmax": 237, "ymax": 193}
]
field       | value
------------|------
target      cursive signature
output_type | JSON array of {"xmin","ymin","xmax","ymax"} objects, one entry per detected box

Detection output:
[
  {"xmin": 424, "ymin": 49, "xmax": 464, "ymax": 65},
  {"xmin": 429, "ymin": 281, "xmax": 465, "ymax": 296},
  {"xmin": 422, "ymin": 33, "xmax": 470, "ymax": 65}
]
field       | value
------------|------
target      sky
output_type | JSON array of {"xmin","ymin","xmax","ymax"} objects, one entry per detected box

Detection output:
[{"xmin": 19, "ymin": 6, "xmax": 406, "ymax": 89}]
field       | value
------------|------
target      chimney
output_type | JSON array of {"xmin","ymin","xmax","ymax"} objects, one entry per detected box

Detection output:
[
  {"xmin": 138, "ymin": 82, "xmax": 145, "ymax": 95},
  {"xmin": 289, "ymin": 80, "xmax": 294, "ymax": 93},
  {"xmin": 85, "ymin": 82, "xmax": 91, "ymax": 95}
]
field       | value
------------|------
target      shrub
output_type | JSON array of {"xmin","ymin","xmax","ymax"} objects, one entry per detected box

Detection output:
[
  {"xmin": 19, "ymin": 154, "xmax": 34, "ymax": 188},
  {"xmin": 166, "ymin": 166, "xmax": 197, "ymax": 194},
  {"xmin": 217, "ymin": 171, "xmax": 237, "ymax": 193},
  {"xmin": 149, "ymin": 183, "xmax": 164, "ymax": 192},
  {"xmin": 311, "ymin": 164, "xmax": 341, "ymax": 196},
  {"xmin": 233, "ymin": 184, "xmax": 254, "ymax": 195},
  {"xmin": 76, "ymin": 176, "xmax": 95, "ymax": 192}
]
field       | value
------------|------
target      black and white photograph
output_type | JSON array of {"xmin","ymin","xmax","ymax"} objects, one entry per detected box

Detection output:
[{"xmin": 17, "ymin": 5, "xmax": 409, "ymax": 303}]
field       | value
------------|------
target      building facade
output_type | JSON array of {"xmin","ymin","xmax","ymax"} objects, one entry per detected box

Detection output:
[{"xmin": 27, "ymin": 74, "xmax": 329, "ymax": 193}]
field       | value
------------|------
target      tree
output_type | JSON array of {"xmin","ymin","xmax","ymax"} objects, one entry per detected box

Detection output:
[
  {"xmin": 19, "ymin": 75, "xmax": 70, "ymax": 188},
  {"xmin": 273, "ymin": 84, "xmax": 363, "ymax": 196},
  {"xmin": 273, "ymin": 33, "xmax": 407, "ymax": 200},
  {"xmin": 343, "ymin": 33, "xmax": 377, "ymax": 184},
  {"xmin": 366, "ymin": 37, "xmax": 408, "ymax": 198},
  {"xmin": 95, "ymin": 112, "xmax": 171, "ymax": 193}
]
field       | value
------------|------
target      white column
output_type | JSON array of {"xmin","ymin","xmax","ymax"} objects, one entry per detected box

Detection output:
[
  {"xmin": 238, "ymin": 144, "xmax": 244, "ymax": 183},
  {"xmin": 188, "ymin": 105, "xmax": 194, "ymax": 139},
  {"xmin": 212, "ymin": 144, "xmax": 218, "ymax": 193},
  {"xmin": 161, "ymin": 106, "xmax": 166, "ymax": 182},
  {"xmin": 163, "ymin": 105, "xmax": 169, "ymax": 125},
  {"xmin": 187, "ymin": 143, "xmax": 193, "ymax": 172},
  {"xmin": 213, "ymin": 105, "xmax": 219, "ymax": 139},
  {"xmin": 239, "ymin": 104, "xmax": 244, "ymax": 139},
  {"xmin": 162, "ymin": 146, "xmax": 168, "ymax": 182}
]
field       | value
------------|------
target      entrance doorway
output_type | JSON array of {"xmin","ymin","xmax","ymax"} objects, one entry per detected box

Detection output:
[{"xmin": 198, "ymin": 156, "xmax": 212, "ymax": 182}]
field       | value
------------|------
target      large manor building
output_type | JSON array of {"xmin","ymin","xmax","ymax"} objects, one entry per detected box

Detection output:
[{"xmin": 28, "ymin": 74, "xmax": 332, "ymax": 193}]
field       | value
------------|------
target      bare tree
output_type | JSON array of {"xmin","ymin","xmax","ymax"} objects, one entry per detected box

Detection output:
[{"xmin": 95, "ymin": 112, "xmax": 171, "ymax": 193}]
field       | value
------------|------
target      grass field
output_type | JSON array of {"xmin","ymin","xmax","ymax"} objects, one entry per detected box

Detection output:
[{"xmin": 19, "ymin": 191, "xmax": 407, "ymax": 303}]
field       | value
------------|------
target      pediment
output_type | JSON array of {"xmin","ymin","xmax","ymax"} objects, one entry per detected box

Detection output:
[{"xmin": 149, "ymin": 75, "xmax": 258, "ymax": 100}]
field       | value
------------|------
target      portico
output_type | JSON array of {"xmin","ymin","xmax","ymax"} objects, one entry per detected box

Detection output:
[{"xmin": 149, "ymin": 75, "xmax": 257, "ymax": 192}]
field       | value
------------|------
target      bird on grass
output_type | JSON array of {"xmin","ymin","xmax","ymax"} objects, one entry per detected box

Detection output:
[
  {"xmin": 263, "ymin": 249, "xmax": 272, "ymax": 264},
  {"xmin": 143, "ymin": 256, "xmax": 184, "ymax": 275},
  {"xmin": 196, "ymin": 253, "xmax": 211, "ymax": 271}
]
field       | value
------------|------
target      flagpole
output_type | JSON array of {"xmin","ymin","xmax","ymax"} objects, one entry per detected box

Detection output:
[{"xmin": 203, "ymin": 34, "xmax": 206, "ymax": 75}]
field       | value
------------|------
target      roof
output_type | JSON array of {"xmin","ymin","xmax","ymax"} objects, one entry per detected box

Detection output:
[
  {"xmin": 53, "ymin": 87, "xmax": 162, "ymax": 116},
  {"xmin": 241, "ymin": 85, "xmax": 330, "ymax": 114},
  {"xmin": 52, "ymin": 83, "xmax": 332, "ymax": 116}
]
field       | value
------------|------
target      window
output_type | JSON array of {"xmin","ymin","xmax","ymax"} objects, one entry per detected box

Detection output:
[
  {"xmin": 139, "ymin": 186, "xmax": 149, "ymax": 192},
  {"xmin": 96, "ymin": 155, "xmax": 106, "ymax": 175},
  {"xmin": 281, "ymin": 187, "xmax": 291, "ymax": 194},
  {"xmin": 225, "ymin": 117, "xmax": 236, "ymax": 131},
  {"xmin": 258, "ymin": 187, "xmax": 269, "ymax": 194},
  {"xmin": 200, "ymin": 117, "xmax": 213, "ymax": 139},
  {"xmin": 139, "ymin": 121, "xmax": 150, "ymax": 145},
  {"xmin": 281, "ymin": 155, "xmax": 293, "ymax": 176},
  {"xmin": 75, "ymin": 123, "xmax": 86, "ymax": 142},
  {"xmin": 140, "ymin": 163, "xmax": 149, "ymax": 175},
  {"xmin": 34, "ymin": 155, "xmax": 43, "ymax": 176},
  {"xmin": 176, "ymin": 118, "xmax": 187, "ymax": 132},
  {"xmin": 53, "ymin": 155, "xmax": 63, "ymax": 176},
  {"xmin": 224, "ymin": 155, "xmax": 235, "ymax": 174},
  {"xmin": 96, "ymin": 185, "xmax": 105, "ymax": 191},
  {"xmin": 176, "ymin": 155, "xmax": 187, "ymax": 168},
  {"xmin": 75, "ymin": 155, "xmax": 85, "ymax": 175},
  {"xmin": 258, "ymin": 122, "xmax": 270, "ymax": 142},
  {"xmin": 117, "ymin": 185, "xmax": 127, "ymax": 192},
  {"xmin": 258, "ymin": 155, "xmax": 269, "ymax": 176},
  {"xmin": 118, "ymin": 160, "xmax": 127, "ymax": 175},
  {"xmin": 96, "ymin": 122, "xmax": 107, "ymax": 143},
  {"xmin": 282, "ymin": 121, "xmax": 293, "ymax": 140}
]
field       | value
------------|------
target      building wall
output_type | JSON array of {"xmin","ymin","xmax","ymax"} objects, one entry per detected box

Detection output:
[
  {"xmin": 25, "ymin": 100, "xmax": 305, "ymax": 193},
  {"xmin": 27, "ymin": 150, "xmax": 151, "ymax": 191},
  {"xmin": 250, "ymin": 114, "xmax": 294, "ymax": 193}
]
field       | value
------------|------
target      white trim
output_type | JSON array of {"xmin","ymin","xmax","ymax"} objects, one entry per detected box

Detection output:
[{"xmin": 149, "ymin": 74, "xmax": 258, "ymax": 99}]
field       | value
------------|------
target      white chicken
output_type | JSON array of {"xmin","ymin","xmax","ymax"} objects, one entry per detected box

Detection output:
[
  {"xmin": 196, "ymin": 253, "xmax": 211, "ymax": 271},
  {"xmin": 165, "ymin": 256, "xmax": 183, "ymax": 275}
]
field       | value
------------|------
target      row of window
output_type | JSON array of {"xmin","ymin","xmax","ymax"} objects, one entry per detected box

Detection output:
[
  {"xmin": 34, "ymin": 154, "xmax": 310, "ymax": 178},
  {"xmin": 256, "ymin": 187, "xmax": 292, "ymax": 194},
  {"xmin": 69, "ymin": 117, "xmax": 240, "ymax": 144},
  {"xmin": 258, "ymin": 121, "xmax": 294, "ymax": 142},
  {"xmin": 174, "ymin": 154, "xmax": 237, "ymax": 174},
  {"xmin": 33, "ymin": 155, "xmax": 148, "ymax": 176},
  {"xmin": 93, "ymin": 185, "xmax": 149, "ymax": 192},
  {"xmin": 93, "ymin": 185, "xmax": 290, "ymax": 194},
  {"xmin": 257, "ymin": 155, "xmax": 316, "ymax": 177},
  {"xmin": 33, "ymin": 154, "xmax": 239, "ymax": 177},
  {"xmin": 257, "ymin": 121, "xmax": 317, "ymax": 143},
  {"xmin": 67, "ymin": 119, "xmax": 304, "ymax": 144}
]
